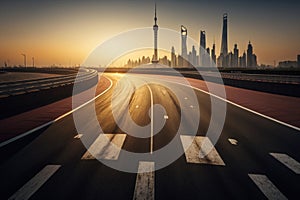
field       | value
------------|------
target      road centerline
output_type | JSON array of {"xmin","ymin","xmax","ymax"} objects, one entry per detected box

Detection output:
[
  {"xmin": 133, "ymin": 161, "xmax": 155, "ymax": 200},
  {"xmin": 146, "ymin": 84, "xmax": 154, "ymax": 154}
]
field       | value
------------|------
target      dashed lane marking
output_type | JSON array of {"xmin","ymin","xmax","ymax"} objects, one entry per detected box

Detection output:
[
  {"xmin": 133, "ymin": 161, "xmax": 155, "ymax": 200},
  {"xmin": 81, "ymin": 134, "xmax": 126, "ymax": 160},
  {"xmin": 9, "ymin": 165, "xmax": 61, "ymax": 200},
  {"xmin": 249, "ymin": 174, "xmax": 287, "ymax": 200},
  {"xmin": 270, "ymin": 153, "xmax": 300, "ymax": 174},
  {"xmin": 180, "ymin": 135, "xmax": 225, "ymax": 166}
]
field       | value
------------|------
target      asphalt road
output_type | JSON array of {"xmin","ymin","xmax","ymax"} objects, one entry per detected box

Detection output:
[{"xmin": 0, "ymin": 73, "xmax": 299, "ymax": 200}]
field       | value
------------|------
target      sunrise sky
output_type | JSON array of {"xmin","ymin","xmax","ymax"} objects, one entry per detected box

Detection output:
[{"xmin": 0, "ymin": 0, "xmax": 299, "ymax": 67}]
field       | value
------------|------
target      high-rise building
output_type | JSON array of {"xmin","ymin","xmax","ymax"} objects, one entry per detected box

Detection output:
[
  {"xmin": 181, "ymin": 25, "xmax": 188, "ymax": 59},
  {"xmin": 188, "ymin": 51, "xmax": 192, "ymax": 66},
  {"xmin": 177, "ymin": 55, "xmax": 183, "ymax": 67},
  {"xmin": 206, "ymin": 47, "xmax": 211, "ymax": 67},
  {"xmin": 181, "ymin": 25, "xmax": 188, "ymax": 67},
  {"xmin": 171, "ymin": 46, "xmax": 176, "ymax": 67},
  {"xmin": 199, "ymin": 30, "xmax": 206, "ymax": 66},
  {"xmin": 239, "ymin": 56, "xmax": 242, "ymax": 68},
  {"xmin": 252, "ymin": 54, "xmax": 257, "ymax": 67},
  {"xmin": 211, "ymin": 43, "xmax": 216, "ymax": 66},
  {"xmin": 159, "ymin": 56, "xmax": 169, "ymax": 66},
  {"xmin": 200, "ymin": 31, "xmax": 206, "ymax": 49},
  {"xmin": 239, "ymin": 51, "xmax": 246, "ymax": 67},
  {"xmin": 217, "ymin": 55, "xmax": 223, "ymax": 68},
  {"xmin": 247, "ymin": 41, "xmax": 253, "ymax": 67},
  {"xmin": 233, "ymin": 44, "xmax": 239, "ymax": 67},
  {"xmin": 297, "ymin": 55, "xmax": 300, "ymax": 68},
  {"xmin": 191, "ymin": 45, "xmax": 197, "ymax": 67},
  {"xmin": 220, "ymin": 13, "xmax": 228, "ymax": 67},
  {"xmin": 228, "ymin": 52, "xmax": 233, "ymax": 67},
  {"xmin": 152, "ymin": 4, "xmax": 159, "ymax": 63}
]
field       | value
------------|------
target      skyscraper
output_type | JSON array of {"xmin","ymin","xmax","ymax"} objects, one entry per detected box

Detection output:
[
  {"xmin": 171, "ymin": 46, "xmax": 176, "ymax": 67},
  {"xmin": 181, "ymin": 25, "xmax": 188, "ymax": 67},
  {"xmin": 191, "ymin": 45, "xmax": 197, "ymax": 67},
  {"xmin": 220, "ymin": 13, "xmax": 228, "ymax": 67},
  {"xmin": 239, "ymin": 51, "xmax": 246, "ymax": 67},
  {"xmin": 211, "ymin": 43, "xmax": 216, "ymax": 66},
  {"xmin": 242, "ymin": 51, "xmax": 247, "ymax": 67},
  {"xmin": 181, "ymin": 25, "xmax": 188, "ymax": 59},
  {"xmin": 152, "ymin": 4, "xmax": 159, "ymax": 63},
  {"xmin": 188, "ymin": 51, "xmax": 192, "ymax": 66},
  {"xmin": 228, "ymin": 52, "xmax": 233, "ymax": 67},
  {"xmin": 200, "ymin": 31, "xmax": 206, "ymax": 48},
  {"xmin": 253, "ymin": 54, "xmax": 257, "ymax": 67},
  {"xmin": 247, "ymin": 41, "xmax": 253, "ymax": 67},
  {"xmin": 199, "ymin": 30, "xmax": 206, "ymax": 66},
  {"xmin": 233, "ymin": 44, "xmax": 239, "ymax": 67}
]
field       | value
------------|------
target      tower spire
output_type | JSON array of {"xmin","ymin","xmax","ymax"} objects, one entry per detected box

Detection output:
[
  {"xmin": 154, "ymin": 3, "xmax": 157, "ymax": 25},
  {"xmin": 152, "ymin": 3, "xmax": 159, "ymax": 63}
]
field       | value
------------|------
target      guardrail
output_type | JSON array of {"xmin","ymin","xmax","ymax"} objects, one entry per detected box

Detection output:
[
  {"xmin": 212, "ymin": 72, "xmax": 300, "ymax": 84},
  {"xmin": 0, "ymin": 68, "xmax": 98, "ymax": 119},
  {"xmin": 0, "ymin": 68, "xmax": 98, "ymax": 98},
  {"xmin": 121, "ymin": 68, "xmax": 300, "ymax": 97}
]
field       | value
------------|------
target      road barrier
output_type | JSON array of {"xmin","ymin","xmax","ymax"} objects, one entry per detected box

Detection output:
[
  {"xmin": 0, "ymin": 69, "xmax": 98, "ymax": 119},
  {"xmin": 109, "ymin": 68, "xmax": 300, "ymax": 97}
]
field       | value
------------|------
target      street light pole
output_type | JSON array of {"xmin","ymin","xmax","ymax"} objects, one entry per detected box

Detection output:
[
  {"xmin": 21, "ymin": 54, "xmax": 26, "ymax": 67},
  {"xmin": 32, "ymin": 57, "xmax": 35, "ymax": 68}
]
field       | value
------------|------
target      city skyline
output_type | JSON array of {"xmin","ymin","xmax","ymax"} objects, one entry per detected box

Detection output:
[{"xmin": 0, "ymin": 0, "xmax": 299, "ymax": 67}]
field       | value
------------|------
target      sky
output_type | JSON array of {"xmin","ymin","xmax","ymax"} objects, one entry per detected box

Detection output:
[{"xmin": 0, "ymin": 0, "xmax": 299, "ymax": 67}]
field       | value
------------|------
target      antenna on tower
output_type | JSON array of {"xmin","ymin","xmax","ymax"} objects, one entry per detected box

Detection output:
[{"xmin": 154, "ymin": 3, "xmax": 157, "ymax": 25}]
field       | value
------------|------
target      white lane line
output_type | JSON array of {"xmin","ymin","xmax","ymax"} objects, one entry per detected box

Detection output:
[
  {"xmin": 180, "ymin": 135, "xmax": 225, "ymax": 165},
  {"xmin": 228, "ymin": 138, "xmax": 238, "ymax": 145},
  {"xmin": 133, "ymin": 161, "xmax": 155, "ymax": 200},
  {"xmin": 146, "ymin": 84, "xmax": 154, "ymax": 154},
  {"xmin": 138, "ymin": 75, "xmax": 300, "ymax": 132},
  {"xmin": 179, "ymin": 81, "xmax": 300, "ymax": 132},
  {"xmin": 9, "ymin": 165, "xmax": 61, "ymax": 200},
  {"xmin": 249, "ymin": 174, "xmax": 287, "ymax": 200},
  {"xmin": 270, "ymin": 153, "xmax": 300, "ymax": 174},
  {"xmin": 81, "ymin": 134, "xmax": 126, "ymax": 160},
  {"xmin": 0, "ymin": 76, "xmax": 113, "ymax": 148},
  {"xmin": 74, "ymin": 134, "xmax": 83, "ymax": 139}
]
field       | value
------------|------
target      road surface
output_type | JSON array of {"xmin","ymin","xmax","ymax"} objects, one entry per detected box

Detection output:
[{"xmin": 0, "ymin": 73, "xmax": 299, "ymax": 200}]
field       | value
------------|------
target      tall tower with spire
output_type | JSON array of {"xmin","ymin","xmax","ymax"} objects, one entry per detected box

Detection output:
[
  {"xmin": 220, "ymin": 13, "xmax": 228, "ymax": 67},
  {"xmin": 199, "ymin": 30, "xmax": 206, "ymax": 66},
  {"xmin": 181, "ymin": 26, "xmax": 188, "ymax": 59},
  {"xmin": 152, "ymin": 3, "xmax": 159, "ymax": 63},
  {"xmin": 221, "ymin": 14, "xmax": 228, "ymax": 57},
  {"xmin": 247, "ymin": 41, "xmax": 253, "ymax": 67}
]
